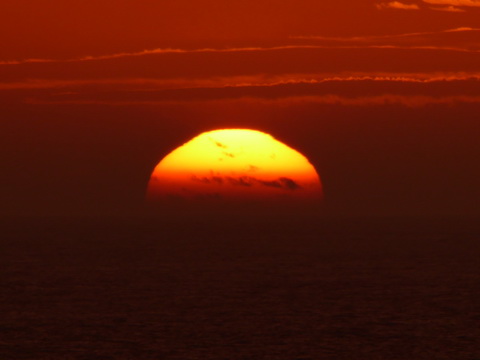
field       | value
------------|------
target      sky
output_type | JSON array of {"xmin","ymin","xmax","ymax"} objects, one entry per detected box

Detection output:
[{"xmin": 1, "ymin": 0, "xmax": 480, "ymax": 217}]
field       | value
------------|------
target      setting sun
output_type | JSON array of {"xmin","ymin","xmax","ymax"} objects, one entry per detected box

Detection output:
[{"xmin": 147, "ymin": 129, "xmax": 322, "ymax": 205}]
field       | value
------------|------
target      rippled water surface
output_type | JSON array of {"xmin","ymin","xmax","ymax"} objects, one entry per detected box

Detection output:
[{"xmin": 1, "ymin": 218, "xmax": 479, "ymax": 359}]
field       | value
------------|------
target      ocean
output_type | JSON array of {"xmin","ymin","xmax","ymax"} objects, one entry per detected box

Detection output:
[{"xmin": 1, "ymin": 217, "xmax": 479, "ymax": 359}]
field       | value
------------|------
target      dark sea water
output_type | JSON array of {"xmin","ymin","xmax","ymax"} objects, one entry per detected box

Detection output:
[{"xmin": 1, "ymin": 217, "xmax": 479, "ymax": 359}]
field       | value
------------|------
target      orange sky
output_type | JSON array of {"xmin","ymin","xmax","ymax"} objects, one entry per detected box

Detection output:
[
  {"xmin": 1, "ymin": 0, "xmax": 480, "ymax": 59},
  {"xmin": 1, "ymin": 0, "xmax": 480, "ymax": 217}
]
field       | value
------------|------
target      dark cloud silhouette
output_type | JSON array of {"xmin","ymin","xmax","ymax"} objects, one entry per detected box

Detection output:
[
  {"xmin": 222, "ymin": 151, "xmax": 236, "ymax": 158},
  {"xmin": 279, "ymin": 177, "xmax": 302, "ymax": 190},
  {"xmin": 258, "ymin": 177, "xmax": 302, "ymax": 190},
  {"xmin": 209, "ymin": 137, "xmax": 228, "ymax": 149},
  {"xmin": 257, "ymin": 179, "xmax": 283, "ymax": 188},
  {"xmin": 190, "ymin": 174, "xmax": 302, "ymax": 191},
  {"xmin": 192, "ymin": 175, "xmax": 224, "ymax": 184},
  {"xmin": 227, "ymin": 176, "xmax": 254, "ymax": 187}
]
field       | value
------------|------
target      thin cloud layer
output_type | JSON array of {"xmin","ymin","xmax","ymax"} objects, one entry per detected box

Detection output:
[
  {"xmin": 376, "ymin": 1, "xmax": 420, "ymax": 10},
  {"xmin": 24, "ymin": 94, "xmax": 480, "ymax": 108},
  {"xmin": 21, "ymin": 75, "xmax": 480, "ymax": 107},
  {"xmin": 292, "ymin": 26, "xmax": 480, "ymax": 47},
  {"xmin": 430, "ymin": 4, "xmax": 466, "ymax": 10},
  {"xmin": 193, "ymin": 175, "xmax": 302, "ymax": 190},
  {"xmin": 2, "ymin": 26, "xmax": 480, "ymax": 67},
  {"xmin": 377, "ymin": 0, "xmax": 480, "ymax": 10},
  {"xmin": 293, "ymin": 27, "xmax": 480, "ymax": 53},
  {"xmin": 1, "ymin": 27, "xmax": 479, "ymax": 108},
  {"xmin": 423, "ymin": 0, "xmax": 480, "ymax": 6},
  {"xmin": 3, "ymin": 73, "xmax": 480, "ymax": 91}
]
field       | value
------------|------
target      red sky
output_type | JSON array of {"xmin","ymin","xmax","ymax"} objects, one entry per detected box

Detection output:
[
  {"xmin": 1, "ymin": 0, "xmax": 480, "ymax": 217},
  {"xmin": 2, "ymin": 0, "xmax": 480, "ymax": 59}
]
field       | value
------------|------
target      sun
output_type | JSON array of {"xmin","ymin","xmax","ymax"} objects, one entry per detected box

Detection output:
[{"xmin": 146, "ymin": 129, "xmax": 322, "ymax": 206}]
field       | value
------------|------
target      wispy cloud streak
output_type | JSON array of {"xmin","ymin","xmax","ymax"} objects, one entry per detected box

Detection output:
[
  {"xmin": 2, "ymin": 73, "xmax": 480, "ymax": 91},
  {"xmin": 26, "ymin": 95, "xmax": 480, "ymax": 107},
  {"xmin": 430, "ymin": 5, "xmax": 466, "ymax": 10},
  {"xmin": 423, "ymin": 0, "xmax": 480, "ymax": 7},
  {"xmin": 0, "ymin": 46, "xmax": 335, "ymax": 66},
  {"xmin": 376, "ymin": 0, "xmax": 480, "ymax": 11},
  {"xmin": 376, "ymin": 1, "xmax": 420, "ymax": 10},
  {"xmin": 2, "ymin": 33, "xmax": 480, "ymax": 67},
  {"xmin": 291, "ymin": 27, "xmax": 480, "ymax": 41}
]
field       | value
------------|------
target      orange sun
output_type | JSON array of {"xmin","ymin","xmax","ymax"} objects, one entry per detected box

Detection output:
[{"xmin": 147, "ymin": 129, "xmax": 322, "ymax": 206}]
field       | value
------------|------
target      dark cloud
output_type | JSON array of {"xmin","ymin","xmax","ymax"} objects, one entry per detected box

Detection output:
[
  {"xmin": 227, "ymin": 176, "xmax": 254, "ymax": 187},
  {"xmin": 257, "ymin": 180, "xmax": 283, "ymax": 188},
  {"xmin": 279, "ymin": 177, "xmax": 302, "ymax": 190},
  {"xmin": 192, "ymin": 175, "xmax": 224, "ymax": 184},
  {"xmin": 258, "ymin": 177, "xmax": 302, "ymax": 190},
  {"xmin": 222, "ymin": 151, "xmax": 236, "ymax": 158},
  {"xmin": 191, "ymin": 174, "xmax": 302, "ymax": 191},
  {"xmin": 209, "ymin": 137, "xmax": 228, "ymax": 149}
]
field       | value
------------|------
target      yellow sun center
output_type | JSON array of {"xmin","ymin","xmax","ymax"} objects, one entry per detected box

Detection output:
[{"xmin": 147, "ymin": 129, "xmax": 322, "ymax": 204}]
